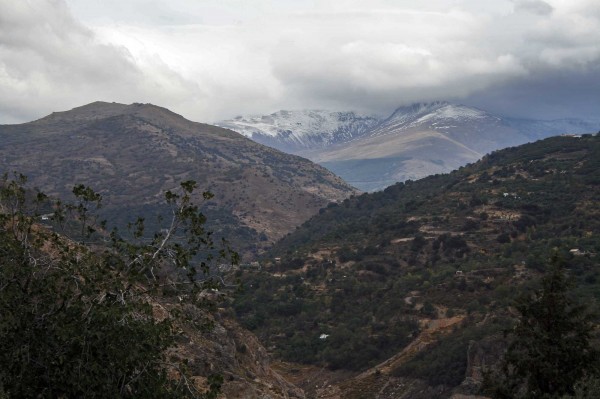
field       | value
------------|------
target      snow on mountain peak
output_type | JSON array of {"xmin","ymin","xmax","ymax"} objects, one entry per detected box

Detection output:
[
  {"xmin": 373, "ymin": 102, "xmax": 495, "ymax": 133},
  {"xmin": 389, "ymin": 102, "xmax": 489, "ymax": 122},
  {"xmin": 434, "ymin": 104, "xmax": 487, "ymax": 119},
  {"xmin": 218, "ymin": 110, "xmax": 380, "ymax": 150}
]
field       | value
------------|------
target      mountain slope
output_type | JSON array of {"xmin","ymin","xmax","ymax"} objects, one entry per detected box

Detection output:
[
  {"xmin": 366, "ymin": 101, "xmax": 527, "ymax": 153},
  {"xmin": 309, "ymin": 102, "xmax": 529, "ymax": 191},
  {"xmin": 0, "ymin": 101, "xmax": 358, "ymax": 259},
  {"xmin": 220, "ymin": 103, "xmax": 597, "ymax": 192},
  {"xmin": 233, "ymin": 134, "xmax": 600, "ymax": 397},
  {"xmin": 313, "ymin": 129, "xmax": 483, "ymax": 191}
]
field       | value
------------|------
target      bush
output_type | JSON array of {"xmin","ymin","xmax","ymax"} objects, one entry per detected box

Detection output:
[
  {"xmin": 496, "ymin": 233, "xmax": 511, "ymax": 243},
  {"xmin": 0, "ymin": 175, "xmax": 232, "ymax": 398}
]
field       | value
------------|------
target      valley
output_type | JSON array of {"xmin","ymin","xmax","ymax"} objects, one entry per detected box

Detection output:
[
  {"xmin": 3, "ymin": 1, "xmax": 600, "ymax": 398},
  {"xmin": 1, "ymin": 103, "xmax": 599, "ymax": 398}
]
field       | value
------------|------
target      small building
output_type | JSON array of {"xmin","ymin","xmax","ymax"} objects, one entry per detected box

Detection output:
[{"xmin": 40, "ymin": 213, "xmax": 53, "ymax": 221}]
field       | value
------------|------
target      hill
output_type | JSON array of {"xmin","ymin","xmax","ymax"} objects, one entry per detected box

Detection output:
[
  {"xmin": 232, "ymin": 134, "xmax": 600, "ymax": 397},
  {"xmin": 0, "ymin": 101, "xmax": 357, "ymax": 259},
  {"xmin": 221, "ymin": 102, "xmax": 598, "ymax": 191}
]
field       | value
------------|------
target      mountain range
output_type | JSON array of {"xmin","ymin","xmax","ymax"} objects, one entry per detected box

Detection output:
[
  {"xmin": 219, "ymin": 102, "xmax": 598, "ymax": 191},
  {"xmin": 0, "ymin": 101, "xmax": 357, "ymax": 259},
  {"xmin": 2, "ymin": 99, "xmax": 599, "ymax": 398}
]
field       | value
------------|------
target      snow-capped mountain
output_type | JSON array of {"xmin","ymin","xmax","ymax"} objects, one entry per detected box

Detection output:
[
  {"xmin": 367, "ymin": 101, "xmax": 529, "ymax": 154},
  {"xmin": 218, "ymin": 103, "xmax": 598, "ymax": 192},
  {"xmin": 217, "ymin": 110, "xmax": 380, "ymax": 152}
]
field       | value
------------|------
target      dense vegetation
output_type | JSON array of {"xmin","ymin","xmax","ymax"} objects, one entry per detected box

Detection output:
[
  {"xmin": 233, "ymin": 135, "xmax": 600, "ymax": 384},
  {"xmin": 0, "ymin": 174, "xmax": 233, "ymax": 398}
]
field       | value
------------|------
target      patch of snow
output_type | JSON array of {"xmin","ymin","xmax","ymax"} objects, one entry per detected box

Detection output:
[{"xmin": 435, "ymin": 105, "xmax": 487, "ymax": 119}]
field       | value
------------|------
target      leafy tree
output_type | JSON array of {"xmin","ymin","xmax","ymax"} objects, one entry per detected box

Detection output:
[
  {"xmin": 0, "ymin": 174, "xmax": 235, "ymax": 398},
  {"xmin": 486, "ymin": 256, "xmax": 599, "ymax": 398}
]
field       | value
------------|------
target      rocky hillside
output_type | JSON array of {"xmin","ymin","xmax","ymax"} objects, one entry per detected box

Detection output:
[
  {"xmin": 0, "ymin": 102, "xmax": 358, "ymax": 259},
  {"xmin": 168, "ymin": 307, "xmax": 306, "ymax": 399},
  {"xmin": 233, "ymin": 134, "xmax": 600, "ymax": 397},
  {"xmin": 221, "ymin": 102, "xmax": 597, "ymax": 191}
]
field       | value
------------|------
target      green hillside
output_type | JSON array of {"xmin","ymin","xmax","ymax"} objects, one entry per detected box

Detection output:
[{"xmin": 233, "ymin": 134, "xmax": 600, "ymax": 383}]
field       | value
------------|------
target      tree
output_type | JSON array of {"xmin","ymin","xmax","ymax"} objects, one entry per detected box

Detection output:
[
  {"xmin": 0, "ymin": 174, "xmax": 235, "ymax": 398},
  {"xmin": 561, "ymin": 377, "xmax": 600, "ymax": 399},
  {"xmin": 486, "ymin": 256, "xmax": 599, "ymax": 398}
]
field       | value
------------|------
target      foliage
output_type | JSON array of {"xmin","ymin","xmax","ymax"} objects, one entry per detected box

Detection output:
[
  {"xmin": 0, "ymin": 173, "xmax": 235, "ymax": 398},
  {"xmin": 485, "ymin": 257, "xmax": 599, "ymax": 399}
]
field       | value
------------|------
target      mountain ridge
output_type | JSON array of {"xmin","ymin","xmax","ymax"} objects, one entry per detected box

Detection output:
[{"xmin": 220, "ymin": 102, "xmax": 598, "ymax": 191}]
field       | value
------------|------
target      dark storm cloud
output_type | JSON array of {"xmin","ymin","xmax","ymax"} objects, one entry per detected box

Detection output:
[{"xmin": 464, "ymin": 65, "xmax": 600, "ymax": 120}]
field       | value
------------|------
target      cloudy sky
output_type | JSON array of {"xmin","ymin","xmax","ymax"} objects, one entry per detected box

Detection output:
[{"xmin": 1, "ymin": 0, "xmax": 599, "ymax": 124}]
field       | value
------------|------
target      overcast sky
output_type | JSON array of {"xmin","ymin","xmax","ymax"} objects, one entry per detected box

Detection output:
[{"xmin": 1, "ymin": 0, "xmax": 599, "ymax": 124}]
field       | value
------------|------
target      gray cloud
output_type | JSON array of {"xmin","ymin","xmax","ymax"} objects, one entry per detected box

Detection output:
[
  {"xmin": 514, "ymin": 0, "xmax": 553, "ymax": 15},
  {"xmin": 1, "ymin": 0, "xmax": 600, "ymax": 123},
  {"xmin": 268, "ymin": 10, "xmax": 528, "ymax": 114}
]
